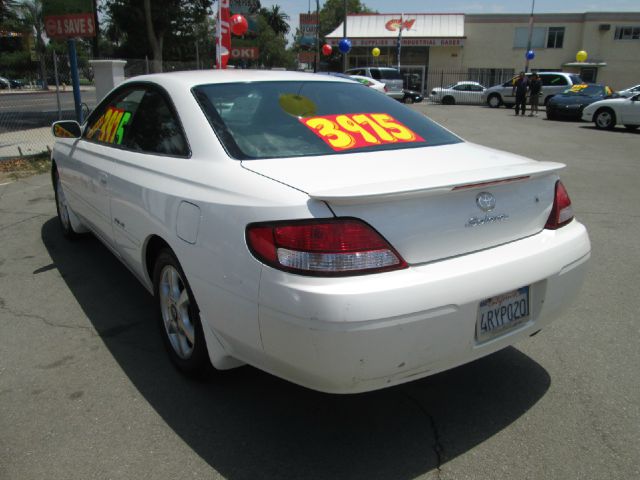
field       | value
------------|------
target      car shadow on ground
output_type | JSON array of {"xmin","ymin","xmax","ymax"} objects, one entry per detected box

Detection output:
[
  {"xmin": 579, "ymin": 125, "xmax": 640, "ymax": 134},
  {"xmin": 42, "ymin": 218, "xmax": 551, "ymax": 480}
]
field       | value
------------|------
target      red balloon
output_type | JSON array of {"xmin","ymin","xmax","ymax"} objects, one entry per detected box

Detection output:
[
  {"xmin": 230, "ymin": 14, "xmax": 248, "ymax": 36},
  {"xmin": 322, "ymin": 44, "xmax": 332, "ymax": 56}
]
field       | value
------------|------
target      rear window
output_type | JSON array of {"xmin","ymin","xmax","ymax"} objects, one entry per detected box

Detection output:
[
  {"xmin": 570, "ymin": 75, "xmax": 583, "ymax": 85},
  {"xmin": 193, "ymin": 81, "xmax": 460, "ymax": 160}
]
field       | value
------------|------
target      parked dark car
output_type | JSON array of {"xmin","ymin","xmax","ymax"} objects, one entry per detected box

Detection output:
[
  {"xmin": 0, "ymin": 76, "xmax": 22, "ymax": 89},
  {"xmin": 401, "ymin": 89, "xmax": 424, "ymax": 104},
  {"xmin": 546, "ymin": 84, "xmax": 613, "ymax": 120}
]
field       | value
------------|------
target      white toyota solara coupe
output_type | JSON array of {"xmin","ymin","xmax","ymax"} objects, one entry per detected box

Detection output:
[{"xmin": 51, "ymin": 71, "xmax": 590, "ymax": 394}]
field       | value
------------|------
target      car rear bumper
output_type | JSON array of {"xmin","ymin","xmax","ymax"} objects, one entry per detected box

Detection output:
[{"xmin": 255, "ymin": 221, "xmax": 590, "ymax": 393}]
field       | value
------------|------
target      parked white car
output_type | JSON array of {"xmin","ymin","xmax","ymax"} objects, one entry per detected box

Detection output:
[
  {"xmin": 617, "ymin": 84, "xmax": 640, "ymax": 98},
  {"xmin": 483, "ymin": 72, "xmax": 583, "ymax": 108},
  {"xmin": 349, "ymin": 74, "xmax": 387, "ymax": 94},
  {"xmin": 581, "ymin": 93, "xmax": 640, "ymax": 130},
  {"xmin": 429, "ymin": 81, "xmax": 486, "ymax": 105},
  {"xmin": 51, "ymin": 70, "xmax": 590, "ymax": 394}
]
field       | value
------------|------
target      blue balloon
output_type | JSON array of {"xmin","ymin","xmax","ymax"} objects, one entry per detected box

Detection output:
[
  {"xmin": 338, "ymin": 38, "xmax": 352, "ymax": 54},
  {"xmin": 526, "ymin": 50, "xmax": 535, "ymax": 60}
]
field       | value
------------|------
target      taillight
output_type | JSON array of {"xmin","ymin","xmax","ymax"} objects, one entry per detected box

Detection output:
[
  {"xmin": 545, "ymin": 181, "xmax": 574, "ymax": 229},
  {"xmin": 246, "ymin": 219, "xmax": 407, "ymax": 276}
]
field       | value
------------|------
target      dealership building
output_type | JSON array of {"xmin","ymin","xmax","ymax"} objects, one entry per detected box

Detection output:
[{"xmin": 326, "ymin": 11, "xmax": 640, "ymax": 92}]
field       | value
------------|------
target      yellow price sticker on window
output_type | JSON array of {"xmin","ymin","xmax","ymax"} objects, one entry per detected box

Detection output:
[{"xmin": 299, "ymin": 113, "xmax": 424, "ymax": 151}]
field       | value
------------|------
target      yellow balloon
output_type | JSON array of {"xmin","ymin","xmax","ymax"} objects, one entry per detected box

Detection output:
[
  {"xmin": 372, "ymin": 47, "xmax": 380, "ymax": 57},
  {"xmin": 576, "ymin": 50, "xmax": 588, "ymax": 62}
]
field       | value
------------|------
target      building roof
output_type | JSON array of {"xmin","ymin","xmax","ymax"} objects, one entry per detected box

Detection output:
[{"xmin": 326, "ymin": 14, "xmax": 465, "ymax": 39}]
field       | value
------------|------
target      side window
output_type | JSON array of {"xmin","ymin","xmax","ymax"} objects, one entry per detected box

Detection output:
[
  {"xmin": 124, "ymin": 89, "xmax": 189, "ymax": 157},
  {"xmin": 541, "ymin": 75, "xmax": 565, "ymax": 86},
  {"xmin": 453, "ymin": 84, "xmax": 466, "ymax": 91},
  {"xmin": 85, "ymin": 88, "xmax": 145, "ymax": 145},
  {"xmin": 470, "ymin": 85, "xmax": 484, "ymax": 92},
  {"xmin": 370, "ymin": 69, "xmax": 382, "ymax": 80}
]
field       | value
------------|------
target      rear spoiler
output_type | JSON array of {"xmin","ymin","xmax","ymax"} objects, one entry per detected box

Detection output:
[{"xmin": 309, "ymin": 161, "xmax": 565, "ymax": 205}]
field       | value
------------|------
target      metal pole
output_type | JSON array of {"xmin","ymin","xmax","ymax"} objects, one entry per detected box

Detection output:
[
  {"xmin": 397, "ymin": 13, "xmax": 403, "ymax": 71},
  {"xmin": 67, "ymin": 39, "xmax": 83, "ymax": 124},
  {"xmin": 342, "ymin": 0, "xmax": 347, "ymax": 71},
  {"xmin": 53, "ymin": 51, "xmax": 62, "ymax": 120},
  {"xmin": 314, "ymin": 0, "xmax": 320, "ymax": 73},
  {"xmin": 524, "ymin": 0, "xmax": 536, "ymax": 72}
]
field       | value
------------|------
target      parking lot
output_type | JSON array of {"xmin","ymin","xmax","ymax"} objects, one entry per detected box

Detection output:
[{"xmin": 0, "ymin": 104, "xmax": 638, "ymax": 479}]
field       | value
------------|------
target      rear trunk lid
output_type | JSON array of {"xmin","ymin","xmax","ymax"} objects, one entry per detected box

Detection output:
[{"xmin": 242, "ymin": 142, "xmax": 564, "ymax": 264}]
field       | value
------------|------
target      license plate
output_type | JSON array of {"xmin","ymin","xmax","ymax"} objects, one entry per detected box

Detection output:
[{"xmin": 476, "ymin": 287, "xmax": 530, "ymax": 343}]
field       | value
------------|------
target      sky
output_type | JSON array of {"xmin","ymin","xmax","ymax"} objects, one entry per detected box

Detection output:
[{"xmin": 258, "ymin": 0, "xmax": 640, "ymax": 42}]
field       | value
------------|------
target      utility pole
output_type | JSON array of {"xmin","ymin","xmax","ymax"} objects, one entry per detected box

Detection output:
[{"xmin": 524, "ymin": 0, "xmax": 536, "ymax": 72}]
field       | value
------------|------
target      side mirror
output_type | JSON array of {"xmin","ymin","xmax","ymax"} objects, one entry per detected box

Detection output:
[{"xmin": 52, "ymin": 120, "xmax": 81, "ymax": 139}]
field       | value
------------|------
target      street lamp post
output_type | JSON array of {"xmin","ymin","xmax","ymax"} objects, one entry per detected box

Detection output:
[{"xmin": 524, "ymin": 0, "xmax": 536, "ymax": 72}]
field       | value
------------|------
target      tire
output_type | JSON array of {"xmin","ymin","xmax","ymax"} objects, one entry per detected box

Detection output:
[
  {"xmin": 546, "ymin": 111, "xmax": 557, "ymax": 120},
  {"xmin": 543, "ymin": 96, "xmax": 553, "ymax": 107},
  {"xmin": 487, "ymin": 94, "xmax": 502, "ymax": 108},
  {"xmin": 153, "ymin": 249, "xmax": 210, "ymax": 376},
  {"xmin": 403, "ymin": 96, "xmax": 414, "ymax": 104},
  {"xmin": 594, "ymin": 108, "xmax": 616, "ymax": 130},
  {"xmin": 442, "ymin": 96, "xmax": 455, "ymax": 105},
  {"xmin": 624, "ymin": 125, "xmax": 639, "ymax": 131},
  {"xmin": 52, "ymin": 168, "xmax": 80, "ymax": 240}
]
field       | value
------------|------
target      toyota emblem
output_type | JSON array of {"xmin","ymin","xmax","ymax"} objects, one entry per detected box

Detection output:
[{"xmin": 476, "ymin": 192, "xmax": 496, "ymax": 212}]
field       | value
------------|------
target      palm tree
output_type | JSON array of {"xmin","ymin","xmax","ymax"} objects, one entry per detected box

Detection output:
[
  {"xmin": 261, "ymin": 4, "xmax": 290, "ymax": 37},
  {"xmin": 17, "ymin": 0, "xmax": 48, "ymax": 89}
]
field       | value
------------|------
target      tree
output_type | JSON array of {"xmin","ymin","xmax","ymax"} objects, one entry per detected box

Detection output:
[
  {"xmin": 259, "ymin": 4, "xmax": 289, "ymax": 37},
  {"xmin": 103, "ymin": 0, "xmax": 211, "ymax": 72},
  {"xmin": 16, "ymin": 0, "xmax": 48, "ymax": 88},
  {"xmin": 319, "ymin": 0, "xmax": 372, "ymax": 38}
]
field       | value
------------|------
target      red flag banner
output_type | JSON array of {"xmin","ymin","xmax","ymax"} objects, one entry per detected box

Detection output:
[{"xmin": 217, "ymin": 0, "xmax": 231, "ymax": 68}]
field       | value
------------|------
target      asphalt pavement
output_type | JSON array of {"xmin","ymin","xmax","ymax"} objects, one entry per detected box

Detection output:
[{"xmin": 0, "ymin": 104, "xmax": 638, "ymax": 479}]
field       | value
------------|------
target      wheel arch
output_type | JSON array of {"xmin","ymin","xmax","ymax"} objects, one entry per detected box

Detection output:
[
  {"xmin": 144, "ymin": 234, "xmax": 172, "ymax": 286},
  {"xmin": 143, "ymin": 234, "xmax": 245, "ymax": 370}
]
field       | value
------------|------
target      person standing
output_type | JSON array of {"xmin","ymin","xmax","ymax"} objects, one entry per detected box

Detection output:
[
  {"xmin": 512, "ymin": 72, "xmax": 529, "ymax": 116},
  {"xmin": 528, "ymin": 73, "xmax": 542, "ymax": 116}
]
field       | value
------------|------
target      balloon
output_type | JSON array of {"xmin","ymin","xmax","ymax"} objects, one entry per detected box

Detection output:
[
  {"xmin": 322, "ymin": 44, "xmax": 332, "ymax": 56},
  {"xmin": 372, "ymin": 47, "xmax": 380, "ymax": 57},
  {"xmin": 526, "ymin": 50, "xmax": 535, "ymax": 60},
  {"xmin": 338, "ymin": 38, "xmax": 352, "ymax": 54},
  {"xmin": 230, "ymin": 14, "xmax": 248, "ymax": 36},
  {"xmin": 576, "ymin": 50, "xmax": 588, "ymax": 62}
]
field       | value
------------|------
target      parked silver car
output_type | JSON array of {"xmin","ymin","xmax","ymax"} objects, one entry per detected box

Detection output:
[
  {"xmin": 344, "ymin": 67, "xmax": 404, "ymax": 100},
  {"xmin": 483, "ymin": 72, "xmax": 583, "ymax": 108}
]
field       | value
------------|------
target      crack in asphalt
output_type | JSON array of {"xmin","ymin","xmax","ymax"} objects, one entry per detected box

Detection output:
[
  {"xmin": 401, "ymin": 390, "xmax": 445, "ymax": 479},
  {"xmin": 0, "ymin": 213, "xmax": 49, "ymax": 235},
  {"xmin": 0, "ymin": 302, "xmax": 149, "ymax": 343}
]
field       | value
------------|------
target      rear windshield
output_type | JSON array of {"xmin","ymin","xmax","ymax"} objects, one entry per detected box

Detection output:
[
  {"xmin": 378, "ymin": 69, "xmax": 403, "ymax": 80},
  {"xmin": 193, "ymin": 81, "xmax": 461, "ymax": 160}
]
